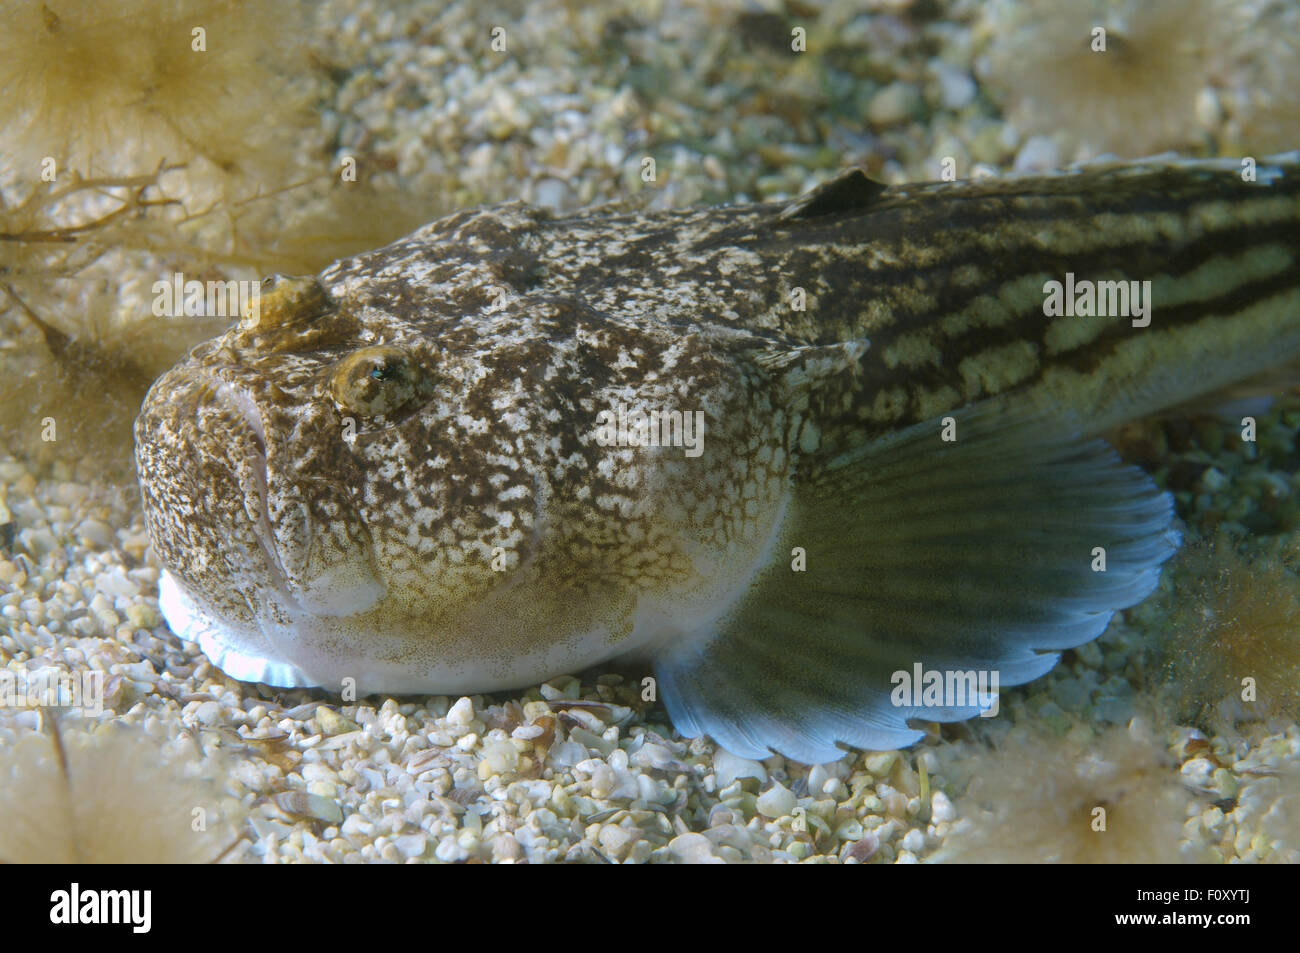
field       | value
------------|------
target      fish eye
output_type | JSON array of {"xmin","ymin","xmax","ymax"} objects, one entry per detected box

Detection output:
[{"xmin": 329, "ymin": 345, "xmax": 426, "ymax": 417}]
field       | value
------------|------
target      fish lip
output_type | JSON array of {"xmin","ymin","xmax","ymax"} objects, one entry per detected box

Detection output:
[{"xmin": 201, "ymin": 372, "xmax": 297, "ymax": 604}]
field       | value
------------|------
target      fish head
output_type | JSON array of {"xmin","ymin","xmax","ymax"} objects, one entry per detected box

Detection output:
[{"xmin": 134, "ymin": 228, "xmax": 803, "ymax": 693}]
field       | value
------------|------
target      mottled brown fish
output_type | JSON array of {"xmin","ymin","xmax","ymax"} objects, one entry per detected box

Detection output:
[{"xmin": 135, "ymin": 155, "xmax": 1300, "ymax": 762}]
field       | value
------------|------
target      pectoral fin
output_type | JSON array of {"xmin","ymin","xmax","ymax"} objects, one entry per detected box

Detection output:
[{"xmin": 655, "ymin": 404, "xmax": 1180, "ymax": 763}]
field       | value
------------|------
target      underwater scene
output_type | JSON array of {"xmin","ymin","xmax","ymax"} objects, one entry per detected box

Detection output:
[{"xmin": 1, "ymin": 0, "xmax": 1298, "ymax": 876}]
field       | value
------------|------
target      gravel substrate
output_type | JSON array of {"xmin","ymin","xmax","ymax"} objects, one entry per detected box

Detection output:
[{"xmin": 2, "ymin": 0, "xmax": 1298, "ymax": 863}]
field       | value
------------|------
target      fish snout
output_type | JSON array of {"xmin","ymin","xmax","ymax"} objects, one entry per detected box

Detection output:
[{"xmin": 136, "ymin": 366, "xmax": 385, "ymax": 623}]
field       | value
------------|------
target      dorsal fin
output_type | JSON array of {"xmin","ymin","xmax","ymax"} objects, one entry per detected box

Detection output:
[{"xmin": 773, "ymin": 168, "xmax": 888, "ymax": 224}]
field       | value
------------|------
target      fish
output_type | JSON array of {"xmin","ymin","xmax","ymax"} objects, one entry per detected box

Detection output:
[{"xmin": 134, "ymin": 154, "xmax": 1300, "ymax": 763}]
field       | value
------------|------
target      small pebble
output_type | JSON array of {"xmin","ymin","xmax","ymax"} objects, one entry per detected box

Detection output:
[
  {"xmin": 714, "ymin": 749, "xmax": 766, "ymax": 788},
  {"xmin": 930, "ymin": 790, "xmax": 956, "ymax": 824},
  {"xmin": 316, "ymin": 707, "xmax": 360, "ymax": 735},
  {"xmin": 756, "ymin": 782, "xmax": 797, "ymax": 819},
  {"xmin": 194, "ymin": 701, "xmax": 223, "ymax": 726},
  {"xmin": 668, "ymin": 832, "xmax": 723, "ymax": 864},
  {"xmin": 447, "ymin": 696, "xmax": 475, "ymax": 725},
  {"xmin": 867, "ymin": 82, "xmax": 923, "ymax": 127}
]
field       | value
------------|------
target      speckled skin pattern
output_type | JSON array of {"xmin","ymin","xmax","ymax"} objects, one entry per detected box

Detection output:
[
  {"xmin": 134, "ymin": 159, "xmax": 1300, "ymax": 696},
  {"xmin": 135, "ymin": 202, "xmax": 808, "ymax": 692}
]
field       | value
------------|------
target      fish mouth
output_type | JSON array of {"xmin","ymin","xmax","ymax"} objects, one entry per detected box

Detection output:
[
  {"xmin": 205, "ymin": 374, "xmax": 294, "ymax": 597},
  {"xmin": 199, "ymin": 371, "xmax": 384, "ymax": 619}
]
